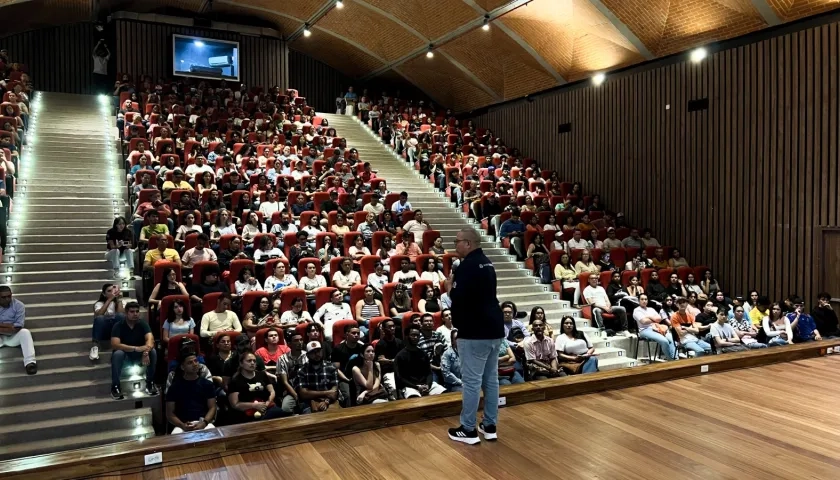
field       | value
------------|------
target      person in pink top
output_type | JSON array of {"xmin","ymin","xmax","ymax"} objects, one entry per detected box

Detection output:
[{"xmin": 395, "ymin": 232, "xmax": 422, "ymax": 261}]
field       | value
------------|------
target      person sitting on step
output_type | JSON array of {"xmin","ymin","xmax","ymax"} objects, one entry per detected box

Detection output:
[{"xmin": 0, "ymin": 286, "xmax": 36, "ymax": 375}]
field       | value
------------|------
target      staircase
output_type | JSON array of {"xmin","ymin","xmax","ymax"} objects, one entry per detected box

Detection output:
[
  {"xmin": 323, "ymin": 113, "xmax": 638, "ymax": 370},
  {"xmin": 0, "ymin": 93, "xmax": 153, "ymax": 461}
]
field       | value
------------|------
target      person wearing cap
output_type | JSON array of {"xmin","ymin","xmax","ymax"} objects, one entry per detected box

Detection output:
[
  {"xmin": 299, "ymin": 340, "xmax": 340, "ymax": 412},
  {"xmin": 162, "ymin": 168, "xmax": 194, "ymax": 202},
  {"xmin": 166, "ymin": 350, "xmax": 217, "ymax": 434},
  {"xmin": 602, "ymin": 228, "xmax": 622, "ymax": 250}
]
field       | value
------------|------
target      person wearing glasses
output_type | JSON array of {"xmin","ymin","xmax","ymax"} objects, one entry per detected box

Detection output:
[{"xmin": 446, "ymin": 228, "xmax": 504, "ymax": 445}]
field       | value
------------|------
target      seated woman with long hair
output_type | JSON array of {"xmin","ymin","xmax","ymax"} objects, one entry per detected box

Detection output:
[
  {"xmin": 349, "ymin": 344, "xmax": 391, "ymax": 405},
  {"xmin": 242, "ymin": 295, "xmax": 280, "ymax": 346},
  {"xmin": 555, "ymin": 316, "xmax": 599, "ymax": 374},
  {"xmin": 149, "ymin": 267, "xmax": 190, "ymax": 310},
  {"xmin": 417, "ymin": 285, "xmax": 441, "ymax": 313},
  {"xmin": 227, "ymin": 351, "xmax": 286, "ymax": 423},
  {"xmin": 763, "ymin": 302, "xmax": 793, "ymax": 347},
  {"xmin": 162, "ymin": 299, "xmax": 195, "ymax": 344}
]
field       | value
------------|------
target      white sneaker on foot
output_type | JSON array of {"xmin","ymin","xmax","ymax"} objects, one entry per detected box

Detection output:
[{"xmin": 89, "ymin": 345, "xmax": 99, "ymax": 360}]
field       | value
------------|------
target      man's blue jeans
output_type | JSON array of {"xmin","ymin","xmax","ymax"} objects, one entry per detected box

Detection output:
[
  {"xmin": 111, "ymin": 349, "xmax": 157, "ymax": 387},
  {"xmin": 457, "ymin": 338, "xmax": 502, "ymax": 431},
  {"xmin": 683, "ymin": 339, "xmax": 711, "ymax": 356},
  {"xmin": 639, "ymin": 327, "xmax": 677, "ymax": 360}
]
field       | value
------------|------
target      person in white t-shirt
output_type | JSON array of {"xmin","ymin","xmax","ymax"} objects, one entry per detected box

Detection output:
[
  {"xmin": 332, "ymin": 258, "xmax": 361, "ymax": 303},
  {"xmin": 390, "ymin": 192, "xmax": 412, "ymax": 215},
  {"xmin": 583, "ymin": 275, "xmax": 629, "ymax": 335},
  {"xmin": 313, "ymin": 289, "xmax": 353, "ymax": 341},
  {"xmin": 632, "ymin": 293, "xmax": 676, "ymax": 360},
  {"xmin": 363, "ymin": 194, "xmax": 385, "ymax": 217},
  {"xmin": 392, "ymin": 257, "xmax": 419, "ymax": 290},
  {"xmin": 566, "ymin": 229, "xmax": 589, "ymax": 250},
  {"xmin": 185, "ymin": 156, "xmax": 214, "ymax": 184},
  {"xmin": 269, "ymin": 210, "xmax": 297, "ymax": 248},
  {"xmin": 259, "ymin": 190, "xmax": 285, "ymax": 220}
]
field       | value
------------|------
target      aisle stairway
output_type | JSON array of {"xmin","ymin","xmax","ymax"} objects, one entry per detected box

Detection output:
[
  {"xmin": 323, "ymin": 113, "xmax": 638, "ymax": 369},
  {"xmin": 0, "ymin": 93, "xmax": 153, "ymax": 461}
]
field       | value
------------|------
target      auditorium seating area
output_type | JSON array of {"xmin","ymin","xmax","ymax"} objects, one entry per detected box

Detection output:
[{"xmin": 1, "ymin": 48, "xmax": 836, "ymax": 463}]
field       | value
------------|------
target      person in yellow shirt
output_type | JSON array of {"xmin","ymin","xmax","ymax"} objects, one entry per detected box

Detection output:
[
  {"xmin": 161, "ymin": 168, "xmax": 194, "ymax": 202},
  {"xmin": 748, "ymin": 295, "xmax": 770, "ymax": 326},
  {"xmin": 144, "ymin": 235, "xmax": 181, "ymax": 271},
  {"xmin": 651, "ymin": 247, "xmax": 669, "ymax": 269}
]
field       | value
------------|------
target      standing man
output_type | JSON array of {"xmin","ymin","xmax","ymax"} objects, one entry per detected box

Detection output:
[
  {"xmin": 0, "ymin": 286, "xmax": 36, "ymax": 374},
  {"xmin": 447, "ymin": 228, "xmax": 504, "ymax": 445}
]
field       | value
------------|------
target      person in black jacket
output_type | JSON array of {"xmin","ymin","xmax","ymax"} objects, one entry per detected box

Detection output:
[
  {"xmin": 812, "ymin": 292, "xmax": 840, "ymax": 338},
  {"xmin": 645, "ymin": 270, "xmax": 668, "ymax": 304},
  {"xmin": 447, "ymin": 228, "xmax": 504, "ymax": 445}
]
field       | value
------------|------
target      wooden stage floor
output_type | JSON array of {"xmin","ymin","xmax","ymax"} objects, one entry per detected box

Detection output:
[{"xmin": 103, "ymin": 356, "xmax": 840, "ymax": 480}]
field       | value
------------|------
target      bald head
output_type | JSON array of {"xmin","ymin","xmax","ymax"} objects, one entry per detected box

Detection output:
[{"xmin": 455, "ymin": 228, "xmax": 481, "ymax": 256}]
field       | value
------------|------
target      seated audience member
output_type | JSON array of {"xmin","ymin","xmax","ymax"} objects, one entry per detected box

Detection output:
[
  {"xmin": 574, "ymin": 249, "xmax": 600, "ymax": 276},
  {"xmin": 367, "ymin": 262, "xmax": 389, "ymax": 299},
  {"xmin": 395, "ymin": 232, "xmax": 422, "ymax": 261},
  {"xmin": 255, "ymin": 328, "xmax": 291, "ymax": 373},
  {"xmin": 567, "ymin": 229, "xmax": 589, "ymax": 250},
  {"xmin": 318, "ymin": 236, "xmax": 342, "ymax": 275},
  {"xmin": 420, "ymin": 256, "xmax": 446, "ymax": 285},
  {"xmin": 162, "ymin": 299, "xmax": 195, "ymax": 344},
  {"xmin": 668, "ymin": 248, "xmax": 690, "ymax": 268},
  {"xmin": 726, "ymin": 304, "xmax": 766, "ymax": 348},
  {"xmin": 633, "ymin": 294, "xmax": 677, "ymax": 360},
  {"xmin": 148, "ymin": 267, "xmax": 190, "ymax": 309},
  {"xmin": 555, "ymin": 316, "xmax": 598, "ymax": 374},
  {"xmin": 621, "ymin": 228, "xmax": 644, "ymax": 248},
  {"xmin": 763, "ymin": 303, "xmax": 793, "ymax": 346},
  {"xmin": 374, "ymin": 318, "xmax": 402, "ymax": 392},
  {"xmin": 524, "ymin": 316, "xmax": 565, "ymax": 379},
  {"xmin": 349, "ymin": 344, "xmax": 391, "ymax": 404},
  {"xmin": 788, "ymin": 297, "xmax": 822, "ymax": 343},
  {"xmin": 106, "ymin": 217, "xmax": 135, "ymax": 279},
  {"xmin": 395, "ymin": 325, "xmax": 446, "ymax": 398},
  {"xmin": 418, "ymin": 285, "xmax": 442, "ymax": 314},
  {"xmin": 683, "ymin": 273, "xmax": 705, "ymax": 300},
  {"xmin": 389, "ymin": 283, "xmax": 413, "ymax": 317},
  {"xmin": 200, "ymin": 294, "xmax": 242, "ymax": 338},
  {"xmin": 110, "ymin": 302, "xmax": 157, "ymax": 399},
  {"xmin": 501, "ymin": 303, "xmax": 529, "ymax": 347},
  {"xmin": 498, "ymin": 209, "xmax": 526, "ymax": 259},
  {"xmin": 299, "ymin": 340, "xmax": 341, "ymax": 412},
  {"xmin": 139, "ymin": 210, "xmax": 169, "ymax": 246},
  {"xmin": 333, "ymin": 257, "xmax": 361, "ymax": 303},
  {"xmin": 218, "ymin": 237, "xmax": 249, "ymax": 273},
  {"xmin": 402, "ymin": 210, "xmax": 431, "ymax": 248},
  {"xmin": 242, "ymin": 296, "xmax": 280, "ymax": 344},
  {"xmin": 332, "ymin": 325, "xmax": 366, "ymax": 405},
  {"xmin": 313, "ymin": 289, "xmax": 354, "ymax": 341},
  {"xmin": 812, "ymin": 292, "xmax": 840, "ymax": 338},
  {"xmin": 90, "ymin": 283, "xmax": 125, "ymax": 361},
  {"xmin": 253, "ymin": 236, "xmax": 285, "ymax": 266},
  {"xmin": 228, "ymin": 351, "xmax": 285, "ymax": 422},
  {"xmin": 497, "ymin": 337, "xmax": 524, "ymax": 385},
  {"xmin": 666, "ymin": 272, "xmax": 687, "ymax": 298},
  {"xmin": 355, "ymin": 285, "xmax": 384, "ymax": 331},
  {"xmin": 392, "ymin": 257, "xmax": 420, "ymax": 289},
  {"xmin": 143, "ymin": 234, "xmax": 181, "ymax": 272},
  {"xmin": 711, "ymin": 309, "xmax": 749, "ymax": 353},
  {"xmin": 583, "ymin": 275, "xmax": 629, "ymax": 335},
  {"xmin": 671, "ymin": 297, "xmax": 711, "ymax": 356},
  {"xmin": 181, "ymin": 233, "xmax": 217, "ymax": 270},
  {"xmin": 640, "ymin": 228, "xmax": 660, "ymax": 247},
  {"xmin": 278, "ymin": 331, "xmax": 309, "ymax": 414},
  {"xmin": 166, "ymin": 350, "xmax": 217, "ymax": 434},
  {"xmin": 700, "ymin": 269, "xmax": 720, "ymax": 298},
  {"xmin": 553, "ymin": 253, "xmax": 580, "ymax": 306},
  {"xmin": 0, "ymin": 286, "xmax": 36, "ymax": 374},
  {"xmin": 205, "ymin": 334, "xmax": 235, "ymax": 387},
  {"xmin": 645, "ymin": 270, "xmax": 668, "ymax": 304},
  {"xmin": 133, "ymin": 190, "xmax": 174, "ymax": 240},
  {"xmin": 749, "ymin": 295, "xmax": 770, "ymax": 327},
  {"xmin": 417, "ymin": 313, "xmax": 444, "ymax": 375},
  {"xmin": 279, "ymin": 296, "xmax": 313, "ymax": 330},
  {"xmin": 441, "ymin": 330, "xmax": 462, "ymax": 392},
  {"xmin": 694, "ymin": 300, "xmax": 718, "ymax": 335},
  {"xmin": 264, "ymin": 262, "xmax": 297, "ymax": 293},
  {"xmin": 436, "ymin": 308, "xmax": 455, "ymax": 346},
  {"xmin": 390, "ymin": 191, "xmax": 412, "ymax": 215},
  {"xmin": 602, "ymin": 227, "xmax": 622, "ymax": 250}
]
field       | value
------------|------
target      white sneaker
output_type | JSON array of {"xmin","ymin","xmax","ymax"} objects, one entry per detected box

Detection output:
[
  {"xmin": 89, "ymin": 345, "xmax": 100, "ymax": 360},
  {"xmin": 113, "ymin": 270, "xmax": 122, "ymax": 279},
  {"xmin": 620, "ymin": 330, "xmax": 631, "ymax": 337}
]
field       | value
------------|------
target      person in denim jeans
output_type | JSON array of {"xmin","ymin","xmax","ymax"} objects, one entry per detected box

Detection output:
[
  {"xmin": 110, "ymin": 302, "xmax": 158, "ymax": 400},
  {"xmin": 447, "ymin": 228, "xmax": 505, "ymax": 445},
  {"xmin": 671, "ymin": 297, "xmax": 711, "ymax": 356},
  {"xmin": 633, "ymin": 294, "xmax": 677, "ymax": 360},
  {"xmin": 440, "ymin": 330, "xmax": 462, "ymax": 392},
  {"xmin": 90, "ymin": 283, "xmax": 125, "ymax": 361}
]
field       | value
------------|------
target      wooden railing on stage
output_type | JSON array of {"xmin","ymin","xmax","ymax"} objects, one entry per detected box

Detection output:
[{"xmin": 3, "ymin": 340, "xmax": 839, "ymax": 480}]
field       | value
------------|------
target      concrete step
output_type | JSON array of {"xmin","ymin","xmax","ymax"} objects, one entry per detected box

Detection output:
[
  {"xmin": 592, "ymin": 346, "xmax": 628, "ymax": 361},
  {"xmin": 0, "ymin": 394, "xmax": 144, "ymax": 426},
  {"xmin": 18, "ymin": 311, "xmax": 97, "ymax": 329},
  {"xmin": 15, "ymin": 204, "xmax": 118, "ymax": 213},
  {"xmin": 28, "ymin": 323, "xmax": 95, "ymax": 341},
  {"xmin": 23, "ymin": 197, "xmax": 123, "ymax": 206},
  {"xmin": 0, "ymin": 363, "xmax": 111, "ymax": 389},
  {"xmin": 0, "ymin": 337, "xmax": 89, "ymax": 359},
  {"xmin": 0, "ymin": 425, "xmax": 155, "ymax": 461},
  {"xmin": 9, "ymin": 219, "xmax": 116, "ymax": 229},
  {"xmin": 11, "ymin": 233, "xmax": 105, "ymax": 244},
  {"xmin": 9, "ymin": 242, "xmax": 108, "ymax": 253},
  {"xmin": 21, "ymin": 300, "xmax": 111, "ymax": 318},
  {"xmin": 598, "ymin": 356, "xmax": 637, "ymax": 371},
  {"xmin": 14, "ymin": 289, "xmax": 134, "ymax": 307},
  {"xmin": 0, "ymin": 407, "xmax": 152, "ymax": 447},
  {"xmin": 3, "ymin": 277, "xmax": 136, "ymax": 294},
  {"xmin": 3, "ymin": 269, "xmax": 115, "ymax": 284},
  {"xmin": 8, "ymin": 258, "xmax": 111, "ymax": 273},
  {"xmin": 0, "ymin": 350, "xmax": 112, "ymax": 374},
  {"xmin": 9, "ymin": 226, "xmax": 111, "ymax": 237}
]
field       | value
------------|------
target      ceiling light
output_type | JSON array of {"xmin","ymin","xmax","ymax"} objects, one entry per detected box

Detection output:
[
  {"xmin": 690, "ymin": 47, "xmax": 707, "ymax": 63},
  {"xmin": 336, "ymin": 0, "xmax": 344, "ymax": 8},
  {"xmin": 426, "ymin": 44, "xmax": 434, "ymax": 58},
  {"xmin": 591, "ymin": 73, "xmax": 605, "ymax": 86},
  {"xmin": 482, "ymin": 16, "xmax": 490, "ymax": 31},
  {"xmin": 303, "ymin": 25, "xmax": 312, "ymax": 37},
  {"xmin": 194, "ymin": 41, "xmax": 204, "ymax": 47}
]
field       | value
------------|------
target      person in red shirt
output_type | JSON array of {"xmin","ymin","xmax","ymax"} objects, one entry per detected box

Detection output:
[{"xmin": 254, "ymin": 328, "xmax": 291, "ymax": 374}]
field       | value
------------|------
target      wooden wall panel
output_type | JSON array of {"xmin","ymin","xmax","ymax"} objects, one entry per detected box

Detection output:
[
  {"xmin": 1, "ymin": 23, "xmax": 97, "ymax": 94},
  {"xmin": 472, "ymin": 21, "xmax": 840, "ymax": 306},
  {"xmin": 114, "ymin": 20, "xmax": 285, "ymax": 91}
]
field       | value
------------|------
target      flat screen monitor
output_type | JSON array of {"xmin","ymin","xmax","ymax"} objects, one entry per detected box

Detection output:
[{"xmin": 172, "ymin": 34, "xmax": 239, "ymax": 81}]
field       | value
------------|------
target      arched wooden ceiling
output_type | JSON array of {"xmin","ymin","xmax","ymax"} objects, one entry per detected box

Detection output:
[{"xmin": 2, "ymin": 0, "xmax": 839, "ymax": 111}]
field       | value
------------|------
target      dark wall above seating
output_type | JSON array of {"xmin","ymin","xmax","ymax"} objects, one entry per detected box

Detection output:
[{"xmin": 471, "ymin": 19, "xmax": 840, "ymax": 305}]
